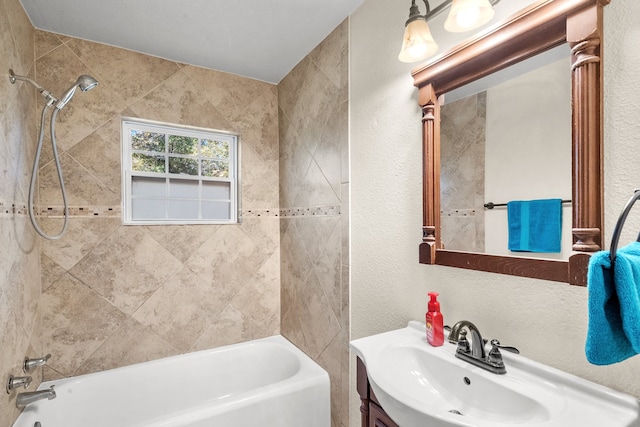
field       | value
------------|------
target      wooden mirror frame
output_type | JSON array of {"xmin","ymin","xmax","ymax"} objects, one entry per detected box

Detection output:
[{"xmin": 413, "ymin": 0, "xmax": 609, "ymax": 286}]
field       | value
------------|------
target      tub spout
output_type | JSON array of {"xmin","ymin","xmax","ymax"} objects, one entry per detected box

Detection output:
[{"xmin": 16, "ymin": 385, "xmax": 56, "ymax": 408}]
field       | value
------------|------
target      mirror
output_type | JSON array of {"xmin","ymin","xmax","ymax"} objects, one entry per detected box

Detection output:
[
  {"xmin": 440, "ymin": 48, "xmax": 573, "ymax": 259},
  {"xmin": 411, "ymin": 0, "xmax": 607, "ymax": 286}
]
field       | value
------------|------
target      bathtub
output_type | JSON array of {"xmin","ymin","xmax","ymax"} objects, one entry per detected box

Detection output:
[{"xmin": 12, "ymin": 335, "xmax": 330, "ymax": 427}]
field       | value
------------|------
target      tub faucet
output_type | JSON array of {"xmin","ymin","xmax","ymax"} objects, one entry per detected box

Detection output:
[{"xmin": 16, "ymin": 385, "xmax": 56, "ymax": 408}]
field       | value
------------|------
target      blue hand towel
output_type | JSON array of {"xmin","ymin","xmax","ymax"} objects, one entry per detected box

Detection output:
[
  {"xmin": 586, "ymin": 242, "xmax": 640, "ymax": 365},
  {"xmin": 507, "ymin": 199, "xmax": 562, "ymax": 252}
]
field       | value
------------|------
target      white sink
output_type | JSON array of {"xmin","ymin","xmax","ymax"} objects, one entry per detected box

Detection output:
[{"xmin": 350, "ymin": 322, "xmax": 640, "ymax": 427}]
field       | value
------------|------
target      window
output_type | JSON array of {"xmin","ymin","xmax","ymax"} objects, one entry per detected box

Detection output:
[{"xmin": 121, "ymin": 118, "xmax": 239, "ymax": 225}]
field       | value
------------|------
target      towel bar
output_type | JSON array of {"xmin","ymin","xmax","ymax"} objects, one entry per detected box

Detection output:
[
  {"xmin": 484, "ymin": 199, "xmax": 571, "ymax": 210},
  {"xmin": 609, "ymin": 189, "xmax": 640, "ymax": 263}
]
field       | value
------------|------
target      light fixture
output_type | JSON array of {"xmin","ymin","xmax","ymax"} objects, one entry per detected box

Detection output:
[{"xmin": 398, "ymin": 0, "xmax": 499, "ymax": 63}]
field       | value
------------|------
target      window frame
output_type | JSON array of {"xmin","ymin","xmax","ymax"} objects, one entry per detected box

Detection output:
[{"xmin": 121, "ymin": 117, "xmax": 240, "ymax": 225}]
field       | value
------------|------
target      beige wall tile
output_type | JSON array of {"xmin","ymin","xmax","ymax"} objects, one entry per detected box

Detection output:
[
  {"xmin": 5, "ymin": 0, "xmax": 34, "ymax": 78},
  {"xmin": 132, "ymin": 265, "xmax": 230, "ymax": 352},
  {"xmin": 231, "ymin": 250, "xmax": 281, "ymax": 334},
  {"xmin": 69, "ymin": 226, "xmax": 183, "ymax": 314},
  {"xmin": 126, "ymin": 70, "xmax": 230, "ymax": 131},
  {"xmin": 278, "ymin": 19, "xmax": 349, "ymax": 427},
  {"xmin": 67, "ymin": 38, "xmax": 180, "ymax": 103},
  {"xmin": 0, "ymin": 2, "xmax": 39, "ymax": 424},
  {"xmin": 145, "ymin": 224, "xmax": 220, "ymax": 263},
  {"xmin": 35, "ymin": 273, "xmax": 128, "ymax": 376},
  {"xmin": 35, "ymin": 30, "xmax": 63, "ymax": 59},
  {"xmin": 190, "ymin": 303, "xmax": 270, "ymax": 351},
  {"xmin": 74, "ymin": 317, "xmax": 176, "ymax": 376},
  {"xmin": 66, "ymin": 118, "xmax": 124, "ymax": 196}
]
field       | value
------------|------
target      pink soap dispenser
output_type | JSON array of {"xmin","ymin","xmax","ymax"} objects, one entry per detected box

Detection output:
[{"xmin": 426, "ymin": 292, "xmax": 444, "ymax": 346}]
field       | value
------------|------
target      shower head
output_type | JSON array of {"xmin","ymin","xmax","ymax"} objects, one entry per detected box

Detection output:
[
  {"xmin": 9, "ymin": 69, "xmax": 99, "ymax": 109},
  {"xmin": 54, "ymin": 74, "xmax": 99, "ymax": 110}
]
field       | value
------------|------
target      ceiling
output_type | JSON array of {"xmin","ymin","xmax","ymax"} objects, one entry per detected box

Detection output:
[{"xmin": 19, "ymin": 0, "xmax": 365, "ymax": 84}]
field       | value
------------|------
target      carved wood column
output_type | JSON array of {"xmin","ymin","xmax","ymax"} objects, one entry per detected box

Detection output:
[
  {"xmin": 419, "ymin": 84, "xmax": 440, "ymax": 264},
  {"xmin": 568, "ymin": 0, "xmax": 608, "ymax": 252}
]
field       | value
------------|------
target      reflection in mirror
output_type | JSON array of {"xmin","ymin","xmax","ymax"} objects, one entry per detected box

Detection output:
[{"xmin": 440, "ymin": 47, "xmax": 573, "ymax": 260}]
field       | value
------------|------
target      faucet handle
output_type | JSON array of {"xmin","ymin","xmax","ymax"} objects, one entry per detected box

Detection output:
[
  {"xmin": 6, "ymin": 375, "xmax": 32, "ymax": 393},
  {"xmin": 487, "ymin": 340, "xmax": 520, "ymax": 369},
  {"xmin": 456, "ymin": 329, "xmax": 471, "ymax": 354},
  {"xmin": 489, "ymin": 339, "xmax": 520, "ymax": 354},
  {"xmin": 23, "ymin": 353, "xmax": 51, "ymax": 373}
]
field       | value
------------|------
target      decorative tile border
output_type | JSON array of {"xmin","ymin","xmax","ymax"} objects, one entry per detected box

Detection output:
[
  {"xmin": 0, "ymin": 200, "xmax": 28, "ymax": 216},
  {"xmin": 241, "ymin": 209, "xmax": 280, "ymax": 218},
  {"xmin": 441, "ymin": 209, "xmax": 476, "ymax": 217},
  {"xmin": 36, "ymin": 205, "xmax": 122, "ymax": 218},
  {"xmin": 1, "ymin": 200, "xmax": 342, "ymax": 219},
  {"xmin": 279, "ymin": 205, "xmax": 341, "ymax": 218}
]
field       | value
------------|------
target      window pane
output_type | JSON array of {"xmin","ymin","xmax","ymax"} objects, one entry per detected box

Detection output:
[
  {"xmin": 132, "ymin": 176, "xmax": 166, "ymax": 197},
  {"xmin": 132, "ymin": 198, "xmax": 166, "ymax": 219},
  {"xmin": 132, "ymin": 153, "xmax": 166, "ymax": 173},
  {"xmin": 168, "ymin": 199, "xmax": 199, "ymax": 219},
  {"xmin": 131, "ymin": 130, "xmax": 165, "ymax": 152},
  {"xmin": 168, "ymin": 157, "xmax": 198, "ymax": 175},
  {"xmin": 169, "ymin": 179, "xmax": 199, "ymax": 198},
  {"xmin": 202, "ymin": 201, "xmax": 231, "ymax": 220},
  {"xmin": 169, "ymin": 135, "xmax": 199, "ymax": 155},
  {"xmin": 202, "ymin": 159, "xmax": 229, "ymax": 178},
  {"xmin": 202, "ymin": 181, "xmax": 230, "ymax": 199},
  {"xmin": 201, "ymin": 139, "xmax": 230, "ymax": 159}
]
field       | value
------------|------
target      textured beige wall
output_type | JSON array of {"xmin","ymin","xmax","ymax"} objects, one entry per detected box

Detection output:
[
  {"xmin": 32, "ymin": 31, "xmax": 281, "ymax": 380},
  {"xmin": 0, "ymin": 0, "xmax": 41, "ymax": 425},
  {"xmin": 278, "ymin": 20, "xmax": 350, "ymax": 427},
  {"xmin": 351, "ymin": 1, "xmax": 640, "ymax": 426}
]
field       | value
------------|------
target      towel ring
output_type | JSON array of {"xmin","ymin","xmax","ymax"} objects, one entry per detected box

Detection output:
[{"xmin": 610, "ymin": 189, "xmax": 640, "ymax": 263}]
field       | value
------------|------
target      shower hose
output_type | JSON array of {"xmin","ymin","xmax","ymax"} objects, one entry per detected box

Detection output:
[{"xmin": 28, "ymin": 104, "xmax": 69, "ymax": 240}]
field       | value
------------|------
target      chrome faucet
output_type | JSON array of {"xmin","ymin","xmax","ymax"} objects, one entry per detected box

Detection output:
[
  {"xmin": 448, "ymin": 320, "xmax": 519, "ymax": 374},
  {"xmin": 448, "ymin": 320, "xmax": 486, "ymax": 359},
  {"xmin": 16, "ymin": 385, "xmax": 56, "ymax": 408}
]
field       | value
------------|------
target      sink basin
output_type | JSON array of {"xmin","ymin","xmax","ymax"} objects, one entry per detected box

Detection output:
[{"xmin": 351, "ymin": 321, "xmax": 640, "ymax": 427}]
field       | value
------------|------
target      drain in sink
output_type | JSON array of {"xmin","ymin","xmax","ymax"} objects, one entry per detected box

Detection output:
[{"xmin": 449, "ymin": 409, "xmax": 464, "ymax": 415}]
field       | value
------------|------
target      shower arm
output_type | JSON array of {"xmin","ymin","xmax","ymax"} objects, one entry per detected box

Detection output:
[{"xmin": 9, "ymin": 69, "xmax": 58, "ymax": 106}]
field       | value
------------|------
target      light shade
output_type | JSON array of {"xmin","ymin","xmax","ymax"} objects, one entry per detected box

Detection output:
[
  {"xmin": 444, "ymin": 0, "xmax": 495, "ymax": 32},
  {"xmin": 398, "ymin": 18, "xmax": 438, "ymax": 63}
]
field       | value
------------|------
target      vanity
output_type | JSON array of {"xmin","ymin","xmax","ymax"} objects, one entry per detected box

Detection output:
[
  {"xmin": 356, "ymin": 357, "xmax": 399, "ymax": 427},
  {"xmin": 351, "ymin": 322, "xmax": 640, "ymax": 427}
]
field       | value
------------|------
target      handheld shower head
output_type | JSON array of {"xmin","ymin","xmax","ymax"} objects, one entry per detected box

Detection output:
[{"xmin": 55, "ymin": 74, "xmax": 99, "ymax": 110}]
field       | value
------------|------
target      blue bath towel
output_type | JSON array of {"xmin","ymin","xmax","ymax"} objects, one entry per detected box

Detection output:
[
  {"xmin": 586, "ymin": 242, "xmax": 640, "ymax": 365},
  {"xmin": 507, "ymin": 199, "xmax": 562, "ymax": 252}
]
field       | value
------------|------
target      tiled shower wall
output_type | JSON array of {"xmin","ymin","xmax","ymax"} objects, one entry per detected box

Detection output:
[
  {"xmin": 33, "ymin": 32, "xmax": 281, "ymax": 380},
  {"xmin": 278, "ymin": 21, "xmax": 350, "ymax": 427},
  {"xmin": 0, "ymin": 0, "xmax": 41, "ymax": 425}
]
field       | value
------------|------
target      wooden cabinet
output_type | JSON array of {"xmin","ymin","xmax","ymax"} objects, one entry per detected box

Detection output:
[
  {"xmin": 369, "ymin": 401, "xmax": 398, "ymax": 427},
  {"xmin": 356, "ymin": 357, "xmax": 400, "ymax": 427}
]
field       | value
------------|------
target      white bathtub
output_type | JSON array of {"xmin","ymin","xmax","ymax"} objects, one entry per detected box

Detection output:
[{"xmin": 12, "ymin": 335, "xmax": 330, "ymax": 427}]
